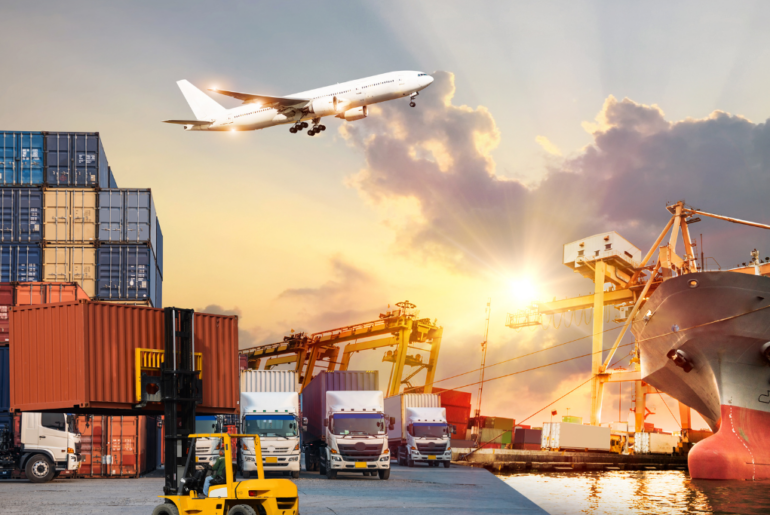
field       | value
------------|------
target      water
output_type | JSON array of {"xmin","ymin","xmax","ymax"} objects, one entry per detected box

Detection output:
[{"xmin": 501, "ymin": 470, "xmax": 770, "ymax": 515}]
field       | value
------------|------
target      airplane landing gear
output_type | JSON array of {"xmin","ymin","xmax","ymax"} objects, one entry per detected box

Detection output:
[
  {"xmin": 289, "ymin": 127, "xmax": 297, "ymax": 134},
  {"xmin": 409, "ymin": 91, "xmax": 419, "ymax": 108},
  {"xmin": 409, "ymin": 102, "xmax": 416, "ymax": 108},
  {"xmin": 308, "ymin": 119, "xmax": 326, "ymax": 136}
]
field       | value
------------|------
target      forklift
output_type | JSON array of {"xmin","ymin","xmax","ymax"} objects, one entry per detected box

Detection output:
[{"xmin": 149, "ymin": 308, "xmax": 299, "ymax": 515}]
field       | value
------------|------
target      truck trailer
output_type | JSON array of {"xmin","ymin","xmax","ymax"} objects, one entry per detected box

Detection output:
[
  {"xmin": 301, "ymin": 371, "xmax": 391, "ymax": 480},
  {"xmin": 384, "ymin": 393, "xmax": 452, "ymax": 468}
]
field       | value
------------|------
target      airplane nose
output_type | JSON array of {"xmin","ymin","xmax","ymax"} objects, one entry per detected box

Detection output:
[{"xmin": 426, "ymin": 75, "xmax": 434, "ymax": 86}]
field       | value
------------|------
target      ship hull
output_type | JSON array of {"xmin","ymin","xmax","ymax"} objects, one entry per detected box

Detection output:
[{"xmin": 631, "ymin": 272, "xmax": 770, "ymax": 480}]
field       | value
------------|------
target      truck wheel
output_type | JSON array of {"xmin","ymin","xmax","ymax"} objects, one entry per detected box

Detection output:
[
  {"xmin": 319, "ymin": 461, "xmax": 327, "ymax": 475},
  {"xmin": 326, "ymin": 467, "xmax": 337, "ymax": 479},
  {"xmin": 243, "ymin": 470, "xmax": 251, "ymax": 479},
  {"xmin": 443, "ymin": 461, "xmax": 450, "ymax": 468},
  {"xmin": 151, "ymin": 502, "xmax": 180, "ymax": 515},
  {"xmin": 25, "ymin": 454, "xmax": 55, "ymax": 483},
  {"xmin": 291, "ymin": 470, "xmax": 300, "ymax": 479},
  {"xmin": 229, "ymin": 505, "xmax": 258, "ymax": 515},
  {"xmin": 378, "ymin": 468, "xmax": 390, "ymax": 480},
  {"xmin": 407, "ymin": 457, "xmax": 415, "ymax": 468}
]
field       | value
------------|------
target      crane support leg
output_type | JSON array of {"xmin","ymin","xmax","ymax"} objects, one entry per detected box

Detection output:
[
  {"xmin": 388, "ymin": 324, "xmax": 412, "ymax": 397},
  {"xmin": 590, "ymin": 261, "xmax": 606, "ymax": 426},
  {"xmin": 422, "ymin": 327, "xmax": 443, "ymax": 394},
  {"xmin": 634, "ymin": 381, "xmax": 647, "ymax": 433}
]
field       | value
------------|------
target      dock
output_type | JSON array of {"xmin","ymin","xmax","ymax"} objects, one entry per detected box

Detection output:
[
  {"xmin": 453, "ymin": 448, "xmax": 688, "ymax": 473},
  {"xmin": 0, "ymin": 465, "xmax": 548, "ymax": 515}
]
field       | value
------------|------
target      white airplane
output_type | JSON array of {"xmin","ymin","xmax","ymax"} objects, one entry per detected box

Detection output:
[{"xmin": 164, "ymin": 71, "xmax": 434, "ymax": 135}]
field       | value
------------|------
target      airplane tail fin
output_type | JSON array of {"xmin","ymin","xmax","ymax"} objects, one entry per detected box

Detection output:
[{"xmin": 176, "ymin": 80, "xmax": 226, "ymax": 121}]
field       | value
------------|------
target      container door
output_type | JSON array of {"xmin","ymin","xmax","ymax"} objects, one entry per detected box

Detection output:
[
  {"xmin": 0, "ymin": 190, "xmax": 14, "ymax": 242},
  {"xmin": 17, "ymin": 189, "xmax": 42, "ymax": 242},
  {"xmin": 98, "ymin": 191, "xmax": 123, "ymax": 242},
  {"xmin": 71, "ymin": 190, "xmax": 96, "ymax": 242},
  {"xmin": 44, "ymin": 190, "xmax": 70, "ymax": 242}
]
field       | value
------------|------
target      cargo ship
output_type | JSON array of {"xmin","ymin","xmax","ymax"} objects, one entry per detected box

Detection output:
[{"xmin": 632, "ymin": 270, "xmax": 770, "ymax": 480}]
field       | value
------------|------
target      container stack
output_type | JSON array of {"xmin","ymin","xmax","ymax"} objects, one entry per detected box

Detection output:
[{"xmin": 0, "ymin": 131, "xmax": 162, "ymax": 307}]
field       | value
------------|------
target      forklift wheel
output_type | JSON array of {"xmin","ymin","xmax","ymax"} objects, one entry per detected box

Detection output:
[
  {"xmin": 151, "ymin": 503, "xmax": 179, "ymax": 515},
  {"xmin": 229, "ymin": 505, "xmax": 258, "ymax": 515}
]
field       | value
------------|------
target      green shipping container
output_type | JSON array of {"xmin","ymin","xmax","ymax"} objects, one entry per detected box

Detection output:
[
  {"xmin": 501, "ymin": 430, "xmax": 512, "ymax": 445},
  {"xmin": 494, "ymin": 417, "xmax": 514, "ymax": 431},
  {"xmin": 562, "ymin": 416, "xmax": 583, "ymax": 424}
]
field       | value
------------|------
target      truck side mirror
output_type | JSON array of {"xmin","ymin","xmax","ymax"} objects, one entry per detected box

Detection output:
[
  {"xmin": 407, "ymin": 424, "xmax": 413, "ymax": 436},
  {"xmin": 389, "ymin": 423, "xmax": 395, "ymax": 431},
  {"xmin": 451, "ymin": 425, "xmax": 457, "ymax": 435},
  {"xmin": 324, "ymin": 418, "xmax": 328, "ymax": 428},
  {"xmin": 390, "ymin": 417, "xmax": 395, "ymax": 425},
  {"xmin": 302, "ymin": 417, "xmax": 308, "ymax": 431}
]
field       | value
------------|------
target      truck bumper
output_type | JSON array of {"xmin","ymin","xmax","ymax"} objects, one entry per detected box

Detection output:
[
  {"xmin": 243, "ymin": 454, "xmax": 301, "ymax": 473},
  {"xmin": 410, "ymin": 452, "xmax": 452, "ymax": 463},
  {"xmin": 65, "ymin": 454, "xmax": 81, "ymax": 471},
  {"xmin": 330, "ymin": 454, "xmax": 391, "ymax": 470}
]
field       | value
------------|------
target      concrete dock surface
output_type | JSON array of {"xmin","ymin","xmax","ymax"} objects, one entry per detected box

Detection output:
[{"xmin": 0, "ymin": 465, "xmax": 548, "ymax": 515}]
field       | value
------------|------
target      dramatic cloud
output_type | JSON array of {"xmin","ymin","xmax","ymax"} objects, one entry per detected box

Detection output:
[
  {"xmin": 197, "ymin": 304, "xmax": 270, "ymax": 349},
  {"xmin": 343, "ymin": 72, "xmax": 770, "ymax": 277}
]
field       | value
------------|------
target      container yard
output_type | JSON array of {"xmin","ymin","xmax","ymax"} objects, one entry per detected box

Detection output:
[{"xmin": 6, "ymin": 5, "xmax": 770, "ymax": 514}]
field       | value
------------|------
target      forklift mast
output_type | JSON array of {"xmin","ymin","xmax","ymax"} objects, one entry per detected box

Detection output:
[{"xmin": 162, "ymin": 308, "xmax": 203, "ymax": 495}]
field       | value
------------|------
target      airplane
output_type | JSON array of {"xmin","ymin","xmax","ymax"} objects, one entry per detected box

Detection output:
[{"xmin": 164, "ymin": 71, "xmax": 434, "ymax": 135}]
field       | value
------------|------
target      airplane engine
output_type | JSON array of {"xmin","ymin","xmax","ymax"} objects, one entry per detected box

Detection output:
[
  {"xmin": 339, "ymin": 106, "xmax": 368, "ymax": 121},
  {"xmin": 310, "ymin": 97, "xmax": 337, "ymax": 117}
]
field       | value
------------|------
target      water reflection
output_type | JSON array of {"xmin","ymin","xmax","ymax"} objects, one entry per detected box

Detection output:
[{"xmin": 501, "ymin": 470, "xmax": 770, "ymax": 515}]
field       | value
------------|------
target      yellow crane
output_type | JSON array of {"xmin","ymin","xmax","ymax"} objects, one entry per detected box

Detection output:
[{"xmin": 240, "ymin": 301, "xmax": 443, "ymax": 397}]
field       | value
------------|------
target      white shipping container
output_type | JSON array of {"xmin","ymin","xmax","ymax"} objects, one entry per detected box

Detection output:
[
  {"xmin": 634, "ymin": 432, "xmax": 680, "ymax": 454},
  {"xmin": 542, "ymin": 422, "xmax": 610, "ymax": 452},
  {"xmin": 240, "ymin": 370, "xmax": 297, "ymax": 393}
]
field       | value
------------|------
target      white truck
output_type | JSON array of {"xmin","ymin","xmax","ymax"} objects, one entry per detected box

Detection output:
[
  {"xmin": 239, "ymin": 370, "xmax": 302, "ymax": 479},
  {"xmin": 193, "ymin": 415, "xmax": 225, "ymax": 468},
  {"xmin": 385, "ymin": 393, "xmax": 452, "ymax": 468},
  {"xmin": 0, "ymin": 412, "xmax": 82, "ymax": 482}
]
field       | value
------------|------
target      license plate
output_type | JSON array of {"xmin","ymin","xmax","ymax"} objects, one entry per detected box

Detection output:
[
  {"xmin": 265, "ymin": 457, "xmax": 278, "ymax": 464},
  {"xmin": 355, "ymin": 462, "xmax": 367, "ymax": 468},
  {"xmin": 428, "ymin": 455, "xmax": 437, "ymax": 460}
]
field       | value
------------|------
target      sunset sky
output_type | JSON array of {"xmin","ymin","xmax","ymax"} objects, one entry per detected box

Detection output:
[{"xmin": 3, "ymin": 1, "xmax": 770, "ymax": 431}]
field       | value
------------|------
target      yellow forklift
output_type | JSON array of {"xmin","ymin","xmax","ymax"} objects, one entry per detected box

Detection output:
[{"xmin": 146, "ymin": 308, "xmax": 299, "ymax": 515}]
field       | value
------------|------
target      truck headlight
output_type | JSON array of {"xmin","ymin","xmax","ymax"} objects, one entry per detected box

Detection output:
[
  {"xmin": 289, "ymin": 456, "xmax": 299, "ymax": 462},
  {"xmin": 245, "ymin": 457, "xmax": 255, "ymax": 462},
  {"xmin": 332, "ymin": 455, "xmax": 342, "ymax": 462},
  {"xmin": 379, "ymin": 456, "xmax": 389, "ymax": 461}
]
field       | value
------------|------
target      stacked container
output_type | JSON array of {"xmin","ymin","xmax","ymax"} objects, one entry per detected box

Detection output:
[
  {"xmin": 0, "ymin": 131, "xmax": 162, "ymax": 307},
  {"xmin": 76, "ymin": 415, "xmax": 157, "ymax": 478}
]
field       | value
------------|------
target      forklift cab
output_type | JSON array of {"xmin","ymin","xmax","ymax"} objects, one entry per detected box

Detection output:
[{"xmin": 152, "ymin": 433, "xmax": 299, "ymax": 515}]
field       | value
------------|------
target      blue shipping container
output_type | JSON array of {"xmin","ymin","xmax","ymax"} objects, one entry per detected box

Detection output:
[
  {"xmin": 45, "ymin": 132, "xmax": 110, "ymax": 188},
  {"xmin": 0, "ymin": 132, "xmax": 44, "ymax": 186},
  {"xmin": 108, "ymin": 167, "xmax": 118, "ymax": 188},
  {"xmin": 0, "ymin": 244, "xmax": 41, "ymax": 282},
  {"xmin": 0, "ymin": 347, "xmax": 11, "ymax": 412},
  {"xmin": 0, "ymin": 346, "xmax": 8, "ymax": 412},
  {"xmin": 155, "ymin": 216, "xmax": 163, "ymax": 278},
  {"xmin": 0, "ymin": 188, "xmax": 43, "ymax": 243},
  {"xmin": 96, "ymin": 245, "xmax": 158, "ymax": 306},
  {"xmin": 98, "ymin": 189, "xmax": 156, "ymax": 250},
  {"xmin": 155, "ymin": 264, "xmax": 162, "ymax": 308}
]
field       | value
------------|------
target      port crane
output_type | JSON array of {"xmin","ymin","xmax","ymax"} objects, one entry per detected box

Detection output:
[
  {"xmin": 506, "ymin": 201, "xmax": 770, "ymax": 433},
  {"xmin": 239, "ymin": 301, "xmax": 443, "ymax": 396}
]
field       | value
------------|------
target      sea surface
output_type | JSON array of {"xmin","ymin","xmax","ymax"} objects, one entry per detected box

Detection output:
[{"xmin": 501, "ymin": 470, "xmax": 770, "ymax": 515}]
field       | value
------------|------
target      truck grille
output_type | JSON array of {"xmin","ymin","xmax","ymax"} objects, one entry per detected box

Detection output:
[
  {"xmin": 416, "ymin": 443, "xmax": 447, "ymax": 455},
  {"xmin": 261, "ymin": 447, "xmax": 289, "ymax": 453},
  {"xmin": 338, "ymin": 443, "xmax": 382, "ymax": 462}
]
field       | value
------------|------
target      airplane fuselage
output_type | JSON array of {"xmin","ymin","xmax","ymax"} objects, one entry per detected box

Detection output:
[{"xmin": 191, "ymin": 71, "xmax": 432, "ymax": 131}]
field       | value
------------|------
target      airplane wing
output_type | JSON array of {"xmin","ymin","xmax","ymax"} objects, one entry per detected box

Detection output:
[
  {"xmin": 163, "ymin": 120, "xmax": 212, "ymax": 125},
  {"xmin": 208, "ymin": 89, "xmax": 310, "ymax": 107}
]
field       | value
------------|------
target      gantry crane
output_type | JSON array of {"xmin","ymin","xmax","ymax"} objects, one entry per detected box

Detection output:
[
  {"xmin": 240, "ymin": 301, "xmax": 443, "ymax": 397},
  {"xmin": 506, "ymin": 201, "xmax": 770, "ymax": 432}
]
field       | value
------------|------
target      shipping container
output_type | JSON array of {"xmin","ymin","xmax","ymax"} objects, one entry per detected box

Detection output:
[
  {"xmin": 155, "ymin": 217, "xmax": 163, "ymax": 279},
  {"xmin": 512, "ymin": 443, "xmax": 541, "ymax": 451},
  {"xmin": 301, "ymin": 371, "xmax": 379, "ymax": 446},
  {"xmin": 541, "ymin": 422, "xmax": 610, "ymax": 452},
  {"xmin": 93, "ymin": 299, "xmax": 153, "ymax": 307},
  {"xmin": 98, "ymin": 189, "xmax": 157, "ymax": 250},
  {"xmin": 108, "ymin": 168, "xmax": 118, "ymax": 189},
  {"xmin": 562, "ymin": 416, "xmax": 583, "ymax": 425},
  {"xmin": 42, "ymin": 245, "xmax": 96, "ymax": 297},
  {"xmin": 484, "ymin": 417, "xmax": 514, "ymax": 431},
  {"xmin": 0, "ymin": 244, "xmax": 41, "ymax": 282},
  {"xmin": 0, "ymin": 346, "xmax": 8, "ymax": 411},
  {"xmin": 9, "ymin": 301, "xmax": 239, "ymax": 414},
  {"xmin": 0, "ymin": 132, "xmax": 44, "ymax": 186},
  {"xmin": 155, "ymin": 264, "xmax": 162, "ymax": 308},
  {"xmin": 634, "ymin": 432, "xmax": 680, "ymax": 455},
  {"xmin": 432, "ymin": 388, "xmax": 471, "ymax": 441},
  {"xmin": 240, "ymin": 370, "xmax": 297, "ymax": 393},
  {"xmin": 0, "ymin": 282, "xmax": 89, "ymax": 342},
  {"xmin": 480, "ymin": 427, "xmax": 509, "ymax": 446},
  {"xmin": 95, "ymin": 246, "xmax": 159, "ymax": 306},
  {"xmin": 513, "ymin": 428, "xmax": 542, "ymax": 445},
  {"xmin": 45, "ymin": 133, "xmax": 110, "ymax": 188},
  {"xmin": 43, "ymin": 190, "xmax": 97, "ymax": 243},
  {"xmin": 76, "ymin": 415, "xmax": 154, "ymax": 478},
  {"xmin": 0, "ymin": 189, "xmax": 42, "ymax": 243}
]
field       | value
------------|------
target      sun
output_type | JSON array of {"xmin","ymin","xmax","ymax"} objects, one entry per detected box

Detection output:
[{"xmin": 509, "ymin": 277, "xmax": 538, "ymax": 306}]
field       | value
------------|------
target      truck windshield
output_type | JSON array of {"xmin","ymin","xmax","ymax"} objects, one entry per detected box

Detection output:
[
  {"xmin": 332, "ymin": 413, "xmax": 386, "ymax": 436},
  {"xmin": 195, "ymin": 416, "xmax": 218, "ymax": 434},
  {"xmin": 66, "ymin": 415, "xmax": 77, "ymax": 434},
  {"xmin": 243, "ymin": 415, "xmax": 297, "ymax": 437},
  {"xmin": 413, "ymin": 423, "xmax": 447, "ymax": 438}
]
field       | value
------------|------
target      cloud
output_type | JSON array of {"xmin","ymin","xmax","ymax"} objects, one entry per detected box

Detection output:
[
  {"xmin": 342, "ymin": 73, "xmax": 770, "ymax": 277},
  {"xmin": 197, "ymin": 304, "xmax": 272, "ymax": 349},
  {"xmin": 535, "ymin": 135, "xmax": 562, "ymax": 156}
]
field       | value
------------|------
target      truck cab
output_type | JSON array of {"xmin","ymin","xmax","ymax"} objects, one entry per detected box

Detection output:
[
  {"xmin": 321, "ymin": 391, "xmax": 392, "ymax": 479},
  {"xmin": 18, "ymin": 413, "xmax": 81, "ymax": 482},
  {"xmin": 239, "ymin": 392, "xmax": 302, "ymax": 479},
  {"xmin": 398, "ymin": 408, "xmax": 452, "ymax": 467},
  {"xmin": 193, "ymin": 415, "xmax": 223, "ymax": 468}
]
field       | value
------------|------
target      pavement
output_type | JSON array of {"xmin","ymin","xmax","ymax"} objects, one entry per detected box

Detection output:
[{"xmin": 0, "ymin": 464, "xmax": 548, "ymax": 514}]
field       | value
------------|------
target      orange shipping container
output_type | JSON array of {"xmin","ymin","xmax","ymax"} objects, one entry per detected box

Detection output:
[
  {"xmin": 76, "ymin": 415, "xmax": 154, "ymax": 478},
  {"xmin": 9, "ymin": 301, "xmax": 238, "ymax": 414},
  {"xmin": 0, "ymin": 282, "xmax": 89, "ymax": 343}
]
